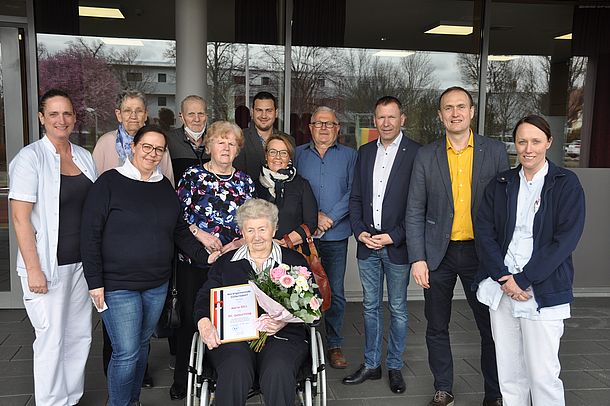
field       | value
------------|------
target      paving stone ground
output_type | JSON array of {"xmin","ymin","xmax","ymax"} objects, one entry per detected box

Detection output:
[{"xmin": 1, "ymin": 297, "xmax": 609, "ymax": 405}]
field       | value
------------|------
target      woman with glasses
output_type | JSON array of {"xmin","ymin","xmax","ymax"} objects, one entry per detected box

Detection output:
[
  {"xmin": 256, "ymin": 133, "xmax": 317, "ymax": 248},
  {"xmin": 81, "ymin": 125, "xmax": 208, "ymax": 406},
  {"xmin": 92, "ymin": 89, "xmax": 174, "ymax": 184},
  {"xmin": 92, "ymin": 90, "xmax": 169, "ymax": 388},
  {"xmin": 169, "ymin": 121, "xmax": 255, "ymax": 400},
  {"xmin": 10, "ymin": 89, "xmax": 96, "ymax": 406}
]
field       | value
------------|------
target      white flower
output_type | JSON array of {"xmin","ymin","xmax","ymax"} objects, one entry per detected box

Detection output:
[
  {"xmin": 295, "ymin": 276, "xmax": 309, "ymax": 292},
  {"xmin": 280, "ymin": 263, "xmax": 290, "ymax": 271}
]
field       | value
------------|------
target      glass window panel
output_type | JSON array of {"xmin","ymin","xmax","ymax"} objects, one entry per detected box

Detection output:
[
  {"xmin": 290, "ymin": 0, "xmax": 479, "ymax": 149},
  {"xmin": 488, "ymin": 1, "xmax": 584, "ymax": 167},
  {"xmin": 0, "ymin": 42, "xmax": 9, "ymax": 291},
  {"xmin": 37, "ymin": 34, "xmax": 176, "ymax": 150}
]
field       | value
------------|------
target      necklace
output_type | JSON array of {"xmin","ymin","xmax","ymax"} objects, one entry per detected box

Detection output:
[{"xmin": 205, "ymin": 162, "xmax": 234, "ymax": 181}]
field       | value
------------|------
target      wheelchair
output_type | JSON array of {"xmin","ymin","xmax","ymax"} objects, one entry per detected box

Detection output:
[{"xmin": 186, "ymin": 325, "xmax": 327, "ymax": 406}]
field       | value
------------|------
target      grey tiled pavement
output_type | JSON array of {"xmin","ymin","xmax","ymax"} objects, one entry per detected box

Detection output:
[{"xmin": 1, "ymin": 298, "xmax": 610, "ymax": 405}]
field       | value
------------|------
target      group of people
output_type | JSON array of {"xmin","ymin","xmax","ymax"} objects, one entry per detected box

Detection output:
[{"xmin": 9, "ymin": 85, "xmax": 584, "ymax": 406}]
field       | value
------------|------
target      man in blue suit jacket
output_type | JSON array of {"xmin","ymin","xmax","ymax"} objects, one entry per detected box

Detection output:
[
  {"xmin": 344, "ymin": 96, "xmax": 420, "ymax": 394},
  {"xmin": 406, "ymin": 87, "xmax": 508, "ymax": 406}
]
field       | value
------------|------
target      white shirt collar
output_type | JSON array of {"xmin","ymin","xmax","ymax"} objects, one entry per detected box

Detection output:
[
  {"xmin": 519, "ymin": 160, "xmax": 549, "ymax": 185},
  {"xmin": 376, "ymin": 131, "xmax": 403, "ymax": 149},
  {"xmin": 115, "ymin": 157, "xmax": 164, "ymax": 182},
  {"xmin": 231, "ymin": 241, "xmax": 283, "ymax": 274}
]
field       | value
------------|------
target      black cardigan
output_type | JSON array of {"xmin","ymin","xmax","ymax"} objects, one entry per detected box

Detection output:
[
  {"xmin": 81, "ymin": 169, "xmax": 208, "ymax": 292},
  {"xmin": 255, "ymin": 174, "xmax": 318, "ymax": 241},
  {"xmin": 194, "ymin": 247, "xmax": 308, "ymax": 341}
]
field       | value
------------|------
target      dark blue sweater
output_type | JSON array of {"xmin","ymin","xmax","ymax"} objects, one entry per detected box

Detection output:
[
  {"xmin": 81, "ymin": 169, "xmax": 208, "ymax": 291},
  {"xmin": 474, "ymin": 160, "xmax": 586, "ymax": 309}
]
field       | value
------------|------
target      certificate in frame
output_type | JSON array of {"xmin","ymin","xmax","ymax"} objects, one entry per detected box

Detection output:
[{"xmin": 210, "ymin": 284, "xmax": 259, "ymax": 343}]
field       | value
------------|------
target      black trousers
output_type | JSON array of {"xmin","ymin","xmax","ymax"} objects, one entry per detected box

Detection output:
[
  {"xmin": 207, "ymin": 332, "xmax": 309, "ymax": 406},
  {"xmin": 172, "ymin": 260, "xmax": 209, "ymax": 389},
  {"xmin": 423, "ymin": 240, "xmax": 501, "ymax": 400}
]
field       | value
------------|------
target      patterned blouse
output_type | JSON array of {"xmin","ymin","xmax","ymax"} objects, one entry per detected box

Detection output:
[{"xmin": 176, "ymin": 165, "xmax": 255, "ymax": 261}]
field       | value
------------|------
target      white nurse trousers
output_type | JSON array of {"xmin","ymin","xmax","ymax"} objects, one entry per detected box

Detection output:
[
  {"xmin": 489, "ymin": 294, "xmax": 565, "ymax": 406},
  {"xmin": 21, "ymin": 263, "xmax": 92, "ymax": 406}
]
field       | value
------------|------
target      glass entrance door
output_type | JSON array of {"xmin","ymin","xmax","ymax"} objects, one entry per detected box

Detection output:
[{"xmin": 0, "ymin": 26, "xmax": 28, "ymax": 307}]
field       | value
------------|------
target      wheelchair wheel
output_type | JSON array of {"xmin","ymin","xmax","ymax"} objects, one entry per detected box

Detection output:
[
  {"xmin": 187, "ymin": 332, "xmax": 206, "ymax": 406},
  {"xmin": 315, "ymin": 331, "xmax": 327, "ymax": 406},
  {"xmin": 200, "ymin": 380, "xmax": 209, "ymax": 406},
  {"xmin": 304, "ymin": 380, "xmax": 313, "ymax": 406}
]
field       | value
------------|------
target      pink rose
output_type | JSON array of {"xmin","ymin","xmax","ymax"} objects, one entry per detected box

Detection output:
[
  {"xmin": 279, "ymin": 274, "xmax": 295, "ymax": 288},
  {"xmin": 297, "ymin": 267, "xmax": 311, "ymax": 280},
  {"xmin": 309, "ymin": 296, "xmax": 321, "ymax": 311},
  {"xmin": 270, "ymin": 266, "xmax": 287, "ymax": 281}
]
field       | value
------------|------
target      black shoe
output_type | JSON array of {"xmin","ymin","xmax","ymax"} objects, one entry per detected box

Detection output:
[
  {"xmin": 141, "ymin": 372, "xmax": 154, "ymax": 388},
  {"xmin": 169, "ymin": 383, "xmax": 186, "ymax": 400},
  {"xmin": 388, "ymin": 369, "xmax": 406, "ymax": 393},
  {"xmin": 342, "ymin": 364, "xmax": 382, "ymax": 385}
]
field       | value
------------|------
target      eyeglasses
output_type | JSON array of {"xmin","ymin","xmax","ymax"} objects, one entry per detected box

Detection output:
[
  {"xmin": 267, "ymin": 149, "xmax": 290, "ymax": 158},
  {"xmin": 311, "ymin": 121, "xmax": 338, "ymax": 129},
  {"xmin": 140, "ymin": 143, "xmax": 166, "ymax": 156},
  {"xmin": 122, "ymin": 109, "xmax": 146, "ymax": 117}
]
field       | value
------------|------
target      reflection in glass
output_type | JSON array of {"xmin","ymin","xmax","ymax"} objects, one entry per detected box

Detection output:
[
  {"xmin": 0, "ymin": 43, "xmax": 10, "ymax": 291},
  {"xmin": 288, "ymin": 47, "xmax": 477, "ymax": 149}
]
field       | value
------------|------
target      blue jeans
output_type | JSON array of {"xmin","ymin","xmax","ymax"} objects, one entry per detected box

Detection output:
[
  {"xmin": 101, "ymin": 282, "xmax": 168, "ymax": 406},
  {"xmin": 358, "ymin": 248, "xmax": 410, "ymax": 370},
  {"xmin": 316, "ymin": 239, "xmax": 348, "ymax": 349}
]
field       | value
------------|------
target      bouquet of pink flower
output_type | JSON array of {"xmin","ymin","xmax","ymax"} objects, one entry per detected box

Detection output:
[{"xmin": 248, "ymin": 263, "xmax": 322, "ymax": 351}]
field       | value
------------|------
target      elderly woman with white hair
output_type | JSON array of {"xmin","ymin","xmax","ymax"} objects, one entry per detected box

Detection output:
[{"xmin": 193, "ymin": 199, "xmax": 310, "ymax": 406}]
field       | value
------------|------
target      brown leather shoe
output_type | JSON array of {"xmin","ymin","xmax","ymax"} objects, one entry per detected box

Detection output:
[{"xmin": 328, "ymin": 348, "xmax": 348, "ymax": 369}]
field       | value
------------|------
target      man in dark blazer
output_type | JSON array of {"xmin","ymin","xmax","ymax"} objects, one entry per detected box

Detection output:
[
  {"xmin": 232, "ymin": 91, "xmax": 294, "ymax": 180},
  {"xmin": 344, "ymin": 96, "xmax": 420, "ymax": 394},
  {"xmin": 406, "ymin": 87, "xmax": 508, "ymax": 406}
]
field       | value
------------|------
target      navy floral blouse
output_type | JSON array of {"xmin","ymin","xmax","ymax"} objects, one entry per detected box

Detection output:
[{"xmin": 176, "ymin": 165, "xmax": 255, "ymax": 253}]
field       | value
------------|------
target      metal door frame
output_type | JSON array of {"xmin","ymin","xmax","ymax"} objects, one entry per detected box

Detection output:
[{"xmin": 0, "ymin": 5, "xmax": 38, "ymax": 307}]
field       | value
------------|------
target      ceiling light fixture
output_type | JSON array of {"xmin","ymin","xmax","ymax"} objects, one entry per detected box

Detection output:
[
  {"xmin": 554, "ymin": 33, "xmax": 572, "ymax": 40},
  {"xmin": 102, "ymin": 38, "xmax": 144, "ymax": 46},
  {"xmin": 373, "ymin": 50, "xmax": 415, "ymax": 58},
  {"xmin": 425, "ymin": 24, "xmax": 473, "ymax": 36},
  {"xmin": 79, "ymin": 6, "xmax": 125, "ymax": 19},
  {"xmin": 488, "ymin": 55, "xmax": 520, "ymax": 62}
]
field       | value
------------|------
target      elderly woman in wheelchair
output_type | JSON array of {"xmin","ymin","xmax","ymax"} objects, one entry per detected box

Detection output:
[{"xmin": 193, "ymin": 199, "xmax": 313, "ymax": 405}]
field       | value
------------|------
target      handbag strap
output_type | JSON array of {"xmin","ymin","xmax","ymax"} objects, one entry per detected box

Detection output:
[
  {"xmin": 300, "ymin": 224, "xmax": 320, "ymax": 257},
  {"xmin": 283, "ymin": 234, "xmax": 295, "ymax": 250},
  {"xmin": 170, "ymin": 249, "xmax": 178, "ymax": 297}
]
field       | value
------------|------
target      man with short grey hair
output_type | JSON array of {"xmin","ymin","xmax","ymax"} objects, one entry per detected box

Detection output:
[
  {"xmin": 295, "ymin": 106, "xmax": 357, "ymax": 370},
  {"xmin": 166, "ymin": 95, "xmax": 210, "ymax": 181}
]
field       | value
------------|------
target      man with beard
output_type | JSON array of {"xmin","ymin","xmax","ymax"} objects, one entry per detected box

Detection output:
[{"xmin": 233, "ymin": 91, "xmax": 293, "ymax": 180}]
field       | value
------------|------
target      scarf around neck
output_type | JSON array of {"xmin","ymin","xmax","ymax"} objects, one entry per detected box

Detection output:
[
  {"xmin": 115, "ymin": 123, "xmax": 134, "ymax": 165},
  {"xmin": 259, "ymin": 163, "xmax": 296, "ymax": 207}
]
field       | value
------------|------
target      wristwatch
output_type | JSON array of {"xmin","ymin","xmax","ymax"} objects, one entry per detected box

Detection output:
[{"xmin": 191, "ymin": 227, "xmax": 198, "ymax": 236}]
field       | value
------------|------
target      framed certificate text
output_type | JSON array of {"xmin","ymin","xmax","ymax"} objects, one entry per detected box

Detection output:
[{"xmin": 210, "ymin": 284, "xmax": 259, "ymax": 343}]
